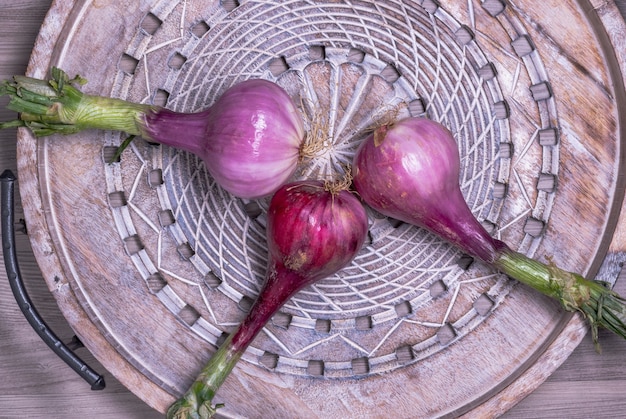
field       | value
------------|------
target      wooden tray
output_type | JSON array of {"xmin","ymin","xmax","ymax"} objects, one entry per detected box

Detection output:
[{"xmin": 16, "ymin": 0, "xmax": 626, "ymax": 417}]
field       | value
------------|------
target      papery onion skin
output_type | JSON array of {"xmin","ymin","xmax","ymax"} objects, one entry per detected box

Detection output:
[
  {"xmin": 353, "ymin": 117, "xmax": 626, "ymax": 348},
  {"xmin": 166, "ymin": 180, "xmax": 368, "ymax": 419},
  {"xmin": 142, "ymin": 79, "xmax": 305, "ymax": 199}
]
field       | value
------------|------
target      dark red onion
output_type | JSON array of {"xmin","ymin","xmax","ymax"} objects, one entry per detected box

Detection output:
[{"xmin": 167, "ymin": 179, "xmax": 368, "ymax": 418}]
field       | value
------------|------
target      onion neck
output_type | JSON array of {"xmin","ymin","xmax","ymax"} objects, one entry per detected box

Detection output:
[
  {"xmin": 141, "ymin": 108, "xmax": 211, "ymax": 156},
  {"xmin": 424, "ymin": 190, "xmax": 502, "ymax": 264},
  {"xmin": 1, "ymin": 68, "xmax": 211, "ymax": 158}
]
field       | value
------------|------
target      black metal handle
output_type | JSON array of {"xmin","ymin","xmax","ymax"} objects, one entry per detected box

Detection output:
[{"xmin": 1, "ymin": 169, "xmax": 105, "ymax": 390}]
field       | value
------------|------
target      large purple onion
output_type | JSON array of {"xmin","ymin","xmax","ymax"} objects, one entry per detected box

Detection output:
[
  {"xmin": 353, "ymin": 117, "xmax": 503, "ymax": 263},
  {"xmin": 1, "ymin": 68, "xmax": 305, "ymax": 199},
  {"xmin": 141, "ymin": 79, "xmax": 304, "ymax": 198}
]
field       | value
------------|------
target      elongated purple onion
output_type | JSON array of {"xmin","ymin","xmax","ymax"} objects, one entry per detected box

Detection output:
[
  {"xmin": 353, "ymin": 117, "xmax": 502, "ymax": 263},
  {"xmin": 167, "ymin": 180, "xmax": 368, "ymax": 418},
  {"xmin": 0, "ymin": 68, "xmax": 305, "ymax": 199},
  {"xmin": 353, "ymin": 117, "xmax": 626, "ymax": 347}
]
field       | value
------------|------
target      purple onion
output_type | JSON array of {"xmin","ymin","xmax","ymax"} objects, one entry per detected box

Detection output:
[
  {"xmin": 353, "ymin": 117, "xmax": 503, "ymax": 263},
  {"xmin": 1, "ymin": 68, "xmax": 305, "ymax": 199},
  {"xmin": 353, "ymin": 117, "xmax": 626, "ymax": 347},
  {"xmin": 142, "ymin": 79, "xmax": 305, "ymax": 198}
]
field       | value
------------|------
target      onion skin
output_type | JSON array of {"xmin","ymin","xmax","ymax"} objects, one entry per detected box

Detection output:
[
  {"xmin": 166, "ymin": 180, "xmax": 368, "ymax": 419},
  {"xmin": 0, "ymin": 68, "xmax": 305, "ymax": 199},
  {"xmin": 353, "ymin": 117, "xmax": 626, "ymax": 347},
  {"xmin": 142, "ymin": 79, "xmax": 305, "ymax": 199}
]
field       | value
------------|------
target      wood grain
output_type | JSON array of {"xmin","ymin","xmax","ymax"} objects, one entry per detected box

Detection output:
[{"xmin": 0, "ymin": 1, "xmax": 625, "ymax": 418}]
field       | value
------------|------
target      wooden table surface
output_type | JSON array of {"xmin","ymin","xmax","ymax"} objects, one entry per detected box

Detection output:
[{"xmin": 1, "ymin": 1, "xmax": 626, "ymax": 418}]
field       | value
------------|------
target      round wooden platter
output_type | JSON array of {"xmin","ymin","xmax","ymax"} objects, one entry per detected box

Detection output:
[{"xmin": 15, "ymin": 0, "xmax": 626, "ymax": 417}]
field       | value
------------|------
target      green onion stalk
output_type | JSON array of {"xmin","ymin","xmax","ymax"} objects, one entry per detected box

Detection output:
[
  {"xmin": 0, "ymin": 67, "xmax": 148, "ymax": 139},
  {"xmin": 495, "ymin": 250, "xmax": 626, "ymax": 347}
]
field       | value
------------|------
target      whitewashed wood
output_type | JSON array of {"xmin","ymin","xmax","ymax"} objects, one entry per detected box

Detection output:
[
  {"xmin": 0, "ymin": 2, "xmax": 160, "ymax": 418},
  {"xmin": 0, "ymin": 1, "xmax": 625, "ymax": 418}
]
